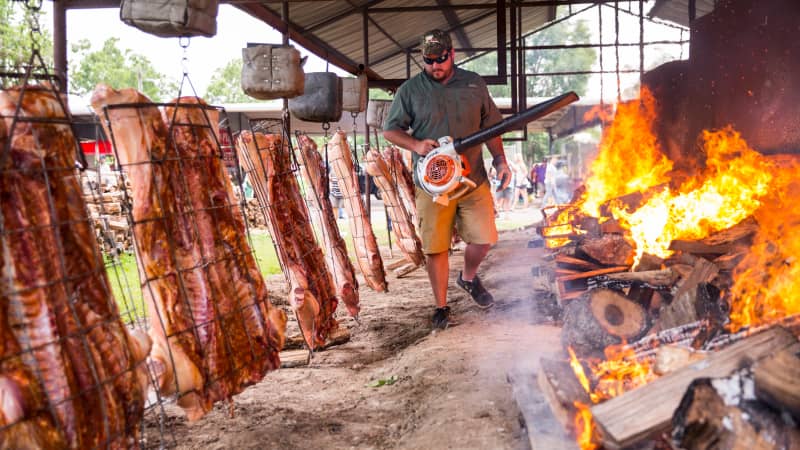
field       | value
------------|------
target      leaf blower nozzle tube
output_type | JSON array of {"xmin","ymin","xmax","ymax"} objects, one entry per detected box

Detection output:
[{"xmin": 453, "ymin": 91, "xmax": 580, "ymax": 154}]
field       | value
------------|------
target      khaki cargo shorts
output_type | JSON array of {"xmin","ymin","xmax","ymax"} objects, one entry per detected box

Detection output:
[{"xmin": 415, "ymin": 182, "xmax": 498, "ymax": 254}]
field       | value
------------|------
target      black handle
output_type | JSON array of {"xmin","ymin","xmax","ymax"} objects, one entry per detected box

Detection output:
[{"xmin": 454, "ymin": 91, "xmax": 579, "ymax": 154}]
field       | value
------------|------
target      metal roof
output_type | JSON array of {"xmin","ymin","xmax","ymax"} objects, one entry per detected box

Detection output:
[
  {"xmin": 648, "ymin": 0, "xmax": 716, "ymax": 27},
  {"xmin": 231, "ymin": 0, "xmax": 558, "ymax": 86}
]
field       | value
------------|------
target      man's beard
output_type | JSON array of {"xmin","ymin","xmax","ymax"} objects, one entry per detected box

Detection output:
[{"xmin": 427, "ymin": 66, "xmax": 452, "ymax": 81}]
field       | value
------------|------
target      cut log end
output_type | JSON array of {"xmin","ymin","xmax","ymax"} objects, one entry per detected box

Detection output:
[{"xmin": 562, "ymin": 288, "xmax": 650, "ymax": 357}]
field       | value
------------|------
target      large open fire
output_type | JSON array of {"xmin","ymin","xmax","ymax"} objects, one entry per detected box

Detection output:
[
  {"xmin": 561, "ymin": 87, "xmax": 800, "ymax": 329},
  {"xmin": 558, "ymin": 86, "xmax": 800, "ymax": 447}
]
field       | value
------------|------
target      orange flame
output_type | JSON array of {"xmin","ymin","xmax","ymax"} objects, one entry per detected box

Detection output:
[
  {"xmin": 573, "ymin": 401, "xmax": 597, "ymax": 450},
  {"xmin": 611, "ymin": 127, "xmax": 773, "ymax": 265},
  {"xmin": 729, "ymin": 156, "xmax": 800, "ymax": 331},
  {"xmin": 588, "ymin": 345, "xmax": 654, "ymax": 402},
  {"xmin": 579, "ymin": 88, "xmax": 673, "ymax": 217}
]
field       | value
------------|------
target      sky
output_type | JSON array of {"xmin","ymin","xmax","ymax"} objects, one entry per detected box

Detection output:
[{"xmin": 50, "ymin": 4, "xmax": 346, "ymax": 96}]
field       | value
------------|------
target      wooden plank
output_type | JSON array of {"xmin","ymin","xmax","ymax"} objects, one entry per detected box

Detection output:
[
  {"xmin": 393, "ymin": 262, "xmax": 421, "ymax": 278},
  {"xmin": 507, "ymin": 368, "xmax": 579, "ymax": 450},
  {"xmin": 591, "ymin": 327, "xmax": 798, "ymax": 448},
  {"xmin": 657, "ymin": 258, "xmax": 719, "ymax": 330},
  {"xmin": 557, "ymin": 266, "xmax": 630, "ymax": 282},
  {"xmin": 555, "ymin": 254, "xmax": 601, "ymax": 271},
  {"xmin": 537, "ymin": 358, "xmax": 591, "ymax": 429},
  {"xmin": 280, "ymin": 349, "xmax": 311, "ymax": 368}
]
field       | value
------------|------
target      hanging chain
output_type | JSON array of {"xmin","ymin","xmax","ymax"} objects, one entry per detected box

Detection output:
[
  {"xmin": 179, "ymin": 36, "xmax": 191, "ymax": 76},
  {"xmin": 351, "ymin": 111, "xmax": 360, "ymax": 166},
  {"xmin": 24, "ymin": 0, "xmax": 43, "ymax": 52}
]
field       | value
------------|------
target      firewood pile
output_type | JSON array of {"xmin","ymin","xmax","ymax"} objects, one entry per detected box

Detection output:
[
  {"xmin": 530, "ymin": 201, "xmax": 800, "ymax": 449},
  {"xmin": 520, "ymin": 88, "xmax": 800, "ymax": 449},
  {"xmin": 80, "ymin": 171, "xmax": 133, "ymax": 253}
]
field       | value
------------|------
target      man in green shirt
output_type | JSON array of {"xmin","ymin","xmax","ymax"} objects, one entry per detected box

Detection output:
[{"xmin": 383, "ymin": 29, "xmax": 512, "ymax": 330}]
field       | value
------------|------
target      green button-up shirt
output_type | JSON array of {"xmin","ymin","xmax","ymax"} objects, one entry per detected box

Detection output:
[{"xmin": 383, "ymin": 67, "xmax": 503, "ymax": 187}]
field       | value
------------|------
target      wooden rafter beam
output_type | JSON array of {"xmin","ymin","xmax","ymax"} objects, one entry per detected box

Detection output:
[
  {"xmin": 233, "ymin": 3, "xmax": 381, "ymax": 79},
  {"xmin": 435, "ymin": 0, "xmax": 475, "ymax": 58}
]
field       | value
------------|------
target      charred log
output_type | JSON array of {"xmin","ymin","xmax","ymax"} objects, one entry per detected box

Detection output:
[
  {"xmin": 562, "ymin": 288, "xmax": 650, "ymax": 357},
  {"xmin": 753, "ymin": 343, "xmax": 800, "ymax": 423},
  {"xmin": 672, "ymin": 371, "xmax": 800, "ymax": 450}
]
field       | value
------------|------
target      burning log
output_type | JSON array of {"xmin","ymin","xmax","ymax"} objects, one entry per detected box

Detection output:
[
  {"xmin": 753, "ymin": 343, "xmax": 800, "ymax": 422},
  {"xmin": 561, "ymin": 288, "xmax": 651, "ymax": 357},
  {"xmin": 657, "ymin": 257, "xmax": 720, "ymax": 331},
  {"xmin": 555, "ymin": 265, "xmax": 629, "ymax": 303},
  {"xmin": 536, "ymin": 358, "xmax": 592, "ymax": 430},
  {"xmin": 507, "ymin": 368, "xmax": 580, "ymax": 450},
  {"xmin": 671, "ymin": 368, "xmax": 800, "ymax": 450},
  {"xmin": 591, "ymin": 327, "xmax": 798, "ymax": 449},
  {"xmin": 577, "ymin": 234, "xmax": 635, "ymax": 267}
]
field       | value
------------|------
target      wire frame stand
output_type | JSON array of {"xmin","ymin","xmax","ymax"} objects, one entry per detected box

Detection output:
[
  {"xmin": 234, "ymin": 116, "xmax": 339, "ymax": 350},
  {"xmin": 293, "ymin": 129, "xmax": 362, "ymax": 320},
  {"xmin": 1, "ymin": 2, "xmax": 174, "ymax": 447},
  {"xmin": 92, "ymin": 43, "xmax": 285, "ymax": 441}
]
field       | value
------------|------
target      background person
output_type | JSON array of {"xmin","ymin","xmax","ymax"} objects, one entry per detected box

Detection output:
[{"xmin": 382, "ymin": 29, "xmax": 511, "ymax": 330}]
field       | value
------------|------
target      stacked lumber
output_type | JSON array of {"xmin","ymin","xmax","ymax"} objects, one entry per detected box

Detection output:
[
  {"xmin": 529, "ymin": 200, "xmax": 800, "ymax": 448},
  {"xmin": 80, "ymin": 174, "xmax": 133, "ymax": 252},
  {"xmin": 533, "ymin": 207, "xmax": 758, "ymax": 358}
]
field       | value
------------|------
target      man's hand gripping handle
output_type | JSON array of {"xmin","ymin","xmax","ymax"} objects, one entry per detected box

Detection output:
[{"xmin": 493, "ymin": 154, "xmax": 511, "ymax": 192}]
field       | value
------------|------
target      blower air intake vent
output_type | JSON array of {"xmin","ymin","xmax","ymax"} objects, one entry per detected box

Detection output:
[{"xmin": 424, "ymin": 155, "xmax": 456, "ymax": 186}]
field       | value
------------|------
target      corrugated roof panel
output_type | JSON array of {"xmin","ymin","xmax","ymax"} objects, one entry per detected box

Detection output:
[{"xmin": 648, "ymin": 0, "xmax": 716, "ymax": 27}]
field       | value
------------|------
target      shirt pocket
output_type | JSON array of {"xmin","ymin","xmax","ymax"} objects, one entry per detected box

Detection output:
[{"xmin": 449, "ymin": 86, "xmax": 482, "ymax": 132}]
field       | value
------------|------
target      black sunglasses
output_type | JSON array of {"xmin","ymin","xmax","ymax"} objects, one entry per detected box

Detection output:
[{"xmin": 423, "ymin": 50, "xmax": 450, "ymax": 65}]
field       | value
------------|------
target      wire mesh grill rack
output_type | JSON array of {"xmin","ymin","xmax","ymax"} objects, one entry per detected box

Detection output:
[
  {"xmin": 1, "ymin": 70, "xmax": 173, "ymax": 448},
  {"xmin": 324, "ymin": 130, "xmax": 388, "ymax": 292},
  {"xmin": 92, "ymin": 89, "xmax": 286, "ymax": 438},
  {"xmin": 293, "ymin": 131, "xmax": 361, "ymax": 319},
  {"xmin": 234, "ymin": 118, "xmax": 338, "ymax": 350}
]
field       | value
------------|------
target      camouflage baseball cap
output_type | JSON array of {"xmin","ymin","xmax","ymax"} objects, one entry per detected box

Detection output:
[{"xmin": 421, "ymin": 29, "xmax": 452, "ymax": 56}]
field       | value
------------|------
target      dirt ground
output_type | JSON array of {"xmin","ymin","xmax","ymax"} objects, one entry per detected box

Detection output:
[{"xmin": 149, "ymin": 206, "xmax": 570, "ymax": 450}]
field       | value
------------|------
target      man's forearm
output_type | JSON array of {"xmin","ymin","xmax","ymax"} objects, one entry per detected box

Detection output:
[
  {"xmin": 486, "ymin": 136, "xmax": 505, "ymax": 161},
  {"xmin": 383, "ymin": 129, "xmax": 418, "ymax": 153}
]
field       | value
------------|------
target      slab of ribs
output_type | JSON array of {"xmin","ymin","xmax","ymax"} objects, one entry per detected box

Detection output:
[
  {"xmin": 1, "ymin": 85, "xmax": 151, "ymax": 448},
  {"xmin": 90, "ymin": 86, "xmax": 286, "ymax": 422},
  {"xmin": 296, "ymin": 133, "xmax": 360, "ymax": 318},
  {"xmin": 327, "ymin": 131, "xmax": 387, "ymax": 292},
  {"xmin": 235, "ymin": 130, "xmax": 338, "ymax": 349},
  {"xmin": 364, "ymin": 148, "xmax": 424, "ymax": 266}
]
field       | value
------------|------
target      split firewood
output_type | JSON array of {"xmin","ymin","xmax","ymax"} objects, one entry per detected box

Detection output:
[
  {"xmin": 599, "ymin": 217, "xmax": 626, "ymax": 234},
  {"xmin": 602, "ymin": 268, "xmax": 676, "ymax": 286},
  {"xmin": 670, "ymin": 218, "xmax": 758, "ymax": 256},
  {"xmin": 671, "ymin": 370, "xmax": 800, "ymax": 450},
  {"xmin": 753, "ymin": 342, "xmax": 800, "ymax": 422},
  {"xmin": 591, "ymin": 327, "xmax": 798, "ymax": 449},
  {"xmin": 653, "ymin": 345, "xmax": 707, "ymax": 376},
  {"xmin": 555, "ymin": 254, "xmax": 601, "ymax": 271},
  {"xmin": 536, "ymin": 358, "xmax": 592, "ymax": 430},
  {"xmin": 657, "ymin": 257, "xmax": 720, "ymax": 331},
  {"xmin": 577, "ymin": 233, "xmax": 635, "ymax": 266},
  {"xmin": 561, "ymin": 288, "xmax": 650, "ymax": 357},
  {"xmin": 556, "ymin": 265, "xmax": 629, "ymax": 305},
  {"xmin": 713, "ymin": 249, "xmax": 748, "ymax": 271}
]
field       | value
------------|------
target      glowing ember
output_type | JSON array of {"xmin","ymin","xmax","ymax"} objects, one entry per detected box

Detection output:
[
  {"xmin": 567, "ymin": 346, "xmax": 652, "ymax": 448},
  {"xmin": 578, "ymin": 88, "xmax": 673, "ymax": 217},
  {"xmin": 588, "ymin": 345, "xmax": 654, "ymax": 402}
]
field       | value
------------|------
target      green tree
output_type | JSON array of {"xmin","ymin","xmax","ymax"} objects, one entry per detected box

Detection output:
[
  {"xmin": 69, "ymin": 37, "xmax": 177, "ymax": 101},
  {"xmin": 0, "ymin": 0, "xmax": 54, "ymax": 68},
  {"xmin": 525, "ymin": 20, "xmax": 594, "ymax": 97},
  {"xmin": 205, "ymin": 57, "xmax": 255, "ymax": 103},
  {"xmin": 461, "ymin": 18, "xmax": 595, "ymax": 99}
]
